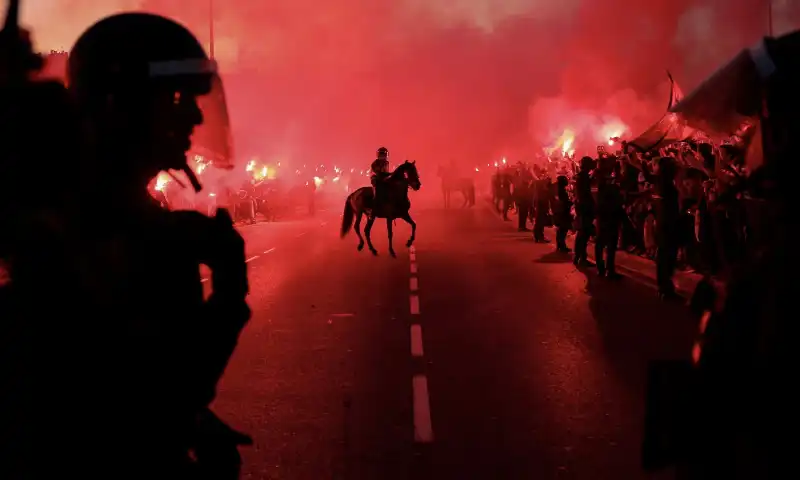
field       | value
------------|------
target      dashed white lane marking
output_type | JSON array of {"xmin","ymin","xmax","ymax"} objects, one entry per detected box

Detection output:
[
  {"xmin": 408, "ymin": 245, "xmax": 432, "ymax": 443},
  {"xmin": 263, "ymin": 247, "xmax": 276, "ymax": 254},
  {"xmin": 410, "ymin": 324, "xmax": 424, "ymax": 356},
  {"xmin": 295, "ymin": 232, "xmax": 307, "ymax": 238},
  {"xmin": 410, "ymin": 295, "xmax": 420, "ymax": 314},
  {"xmin": 246, "ymin": 256, "xmax": 259, "ymax": 262},
  {"xmin": 412, "ymin": 375, "xmax": 434, "ymax": 443},
  {"xmin": 201, "ymin": 278, "xmax": 209, "ymax": 283}
]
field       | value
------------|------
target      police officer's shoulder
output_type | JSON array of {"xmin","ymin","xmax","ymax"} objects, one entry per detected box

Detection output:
[{"xmin": 165, "ymin": 209, "xmax": 231, "ymax": 234}]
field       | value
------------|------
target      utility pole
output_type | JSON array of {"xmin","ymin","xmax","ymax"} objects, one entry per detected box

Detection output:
[
  {"xmin": 209, "ymin": 0, "xmax": 215, "ymax": 59},
  {"xmin": 768, "ymin": 0, "xmax": 773, "ymax": 36}
]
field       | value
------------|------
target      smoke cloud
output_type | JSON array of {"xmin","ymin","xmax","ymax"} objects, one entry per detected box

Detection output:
[{"xmin": 22, "ymin": 0, "xmax": 795, "ymax": 166}]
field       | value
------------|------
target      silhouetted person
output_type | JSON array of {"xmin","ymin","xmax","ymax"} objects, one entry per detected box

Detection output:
[
  {"xmin": 497, "ymin": 167, "xmax": 512, "ymax": 220},
  {"xmin": 532, "ymin": 165, "xmax": 552, "ymax": 242},
  {"xmin": 594, "ymin": 168, "xmax": 624, "ymax": 279},
  {"xmin": 370, "ymin": 147, "xmax": 390, "ymax": 215},
  {"xmin": 554, "ymin": 175, "xmax": 573, "ymax": 252},
  {"xmin": 512, "ymin": 165, "xmax": 533, "ymax": 231},
  {"xmin": 644, "ymin": 156, "xmax": 680, "ymax": 299},
  {"xmin": 1, "ymin": 2, "xmax": 87, "ymax": 477},
  {"xmin": 8, "ymin": 13, "xmax": 252, "ymax": 478},
  {"xmin": 573, "ymin": 156, "xmax": 596, "ymax": 267}
]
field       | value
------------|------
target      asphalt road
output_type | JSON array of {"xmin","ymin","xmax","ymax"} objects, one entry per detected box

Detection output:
[{"xmin": 210, "ymin": 200, "xmax": 697, "ymax": 479}]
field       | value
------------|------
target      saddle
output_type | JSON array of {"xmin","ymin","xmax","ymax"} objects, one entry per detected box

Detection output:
[{"xmin": 373, "ymin": 183, "xmax": 392, "ymax": 217}]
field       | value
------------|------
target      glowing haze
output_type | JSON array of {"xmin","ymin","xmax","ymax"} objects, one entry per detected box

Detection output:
[{"xmin": 22, "ymin": 0, "xmax": 791, "ymax": 167}]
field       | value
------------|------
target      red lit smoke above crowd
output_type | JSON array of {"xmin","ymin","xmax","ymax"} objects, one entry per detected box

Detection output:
[{"xmin": 23, "ymin": 0, "xmax": 795, "ymax": 165}]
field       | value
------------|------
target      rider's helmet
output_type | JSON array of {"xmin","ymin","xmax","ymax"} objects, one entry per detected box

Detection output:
[
  {"xmin": 67, "ymin": 13, "xmax": 234, "ymax": 191},
  {"xmin": 373, "ymin": 147, "xmax": 389, "ymax": 174}
]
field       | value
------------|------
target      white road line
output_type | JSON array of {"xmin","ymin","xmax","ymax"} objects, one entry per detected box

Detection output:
[
  {"xmin": 246, "ymin": 255, "xmax": 259, "ymax": 262},
  {"xmin": 263, "ymin": 247, "xmax": 276, "ymax": 254},
  {"xmin": 410, "ymin": 295, "xmax": 420, "ymax": 314},
  {"xmin": 410, "ymin": 263, "xmax": 418, "ymax": 274},
  {"xmin": 412, "ymin": 375, "xmax": 434, "ymax": 443},
  {"xmin": 410, "ymin": 277, "xmax": 418, "ymax": 291},
  {"xmin": 410, "ymin": 253, "xmax": 416, "ymax": 261},
  {"xmin": 201, "ymin": 278, "xmax": 209, "ymax": 283},
  {"xmin": 295, "ymin": 232, "xmax": 307, "ymax": 238},
  {"xmin": 410, "ymin": 324, "xmax": 424, "ymax": 356},
  {"xmin": 409, "ymin": 245, "xmax": 416, "ymax": 253}
]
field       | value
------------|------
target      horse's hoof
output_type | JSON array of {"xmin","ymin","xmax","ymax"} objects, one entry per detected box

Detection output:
[
  {"xmin": 389, "ymin": 250, "xmax": 396, "ymax": 258},
  {"xmin": 406, "ymin": 240, "xmax": 414, "ymax": 247},
  {"xmin": 370, "ymin": 249, "xmax": 378, "ymax": 256},
  {"xmin": 357, "ymin": 244, "xmax": 364, "ymax": 251}
]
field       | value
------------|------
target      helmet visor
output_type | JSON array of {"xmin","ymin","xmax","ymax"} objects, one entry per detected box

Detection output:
[
  {"xmin": 148, "ymin": 58, "xmax": 234, "ymax": 171},
  {"xmin": 191, "ymin": 71, "xmax": 234, "ymax": 170}
]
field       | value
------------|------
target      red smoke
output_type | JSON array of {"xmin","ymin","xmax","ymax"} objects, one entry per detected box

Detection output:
[{"xmin": 26, "ymin": 0, "xmax": 787, "ymax": 166}]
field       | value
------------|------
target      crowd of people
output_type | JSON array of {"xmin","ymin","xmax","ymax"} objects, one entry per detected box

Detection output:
[{"xmin": 491, "ymin": 139, "xmax": 757, "ymax": 299}]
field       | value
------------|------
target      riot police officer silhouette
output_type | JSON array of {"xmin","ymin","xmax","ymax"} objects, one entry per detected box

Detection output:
[
  {"xmin": 5, "ymin": 12, "xmax": 252, "ymax": 478},
  {"xmin": 1, "ymin": 1, "xmax": 96, "ymax": 477},
  {"xmin": 370, "ymin": 146, "xmax": 391, "ymax": 213},
  {"xmin": 573, "ymin": 156, "xmax": 596, "ymax": 266}
]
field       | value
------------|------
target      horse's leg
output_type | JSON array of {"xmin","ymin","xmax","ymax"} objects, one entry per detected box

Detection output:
[
  {"xmin": 387, "ymin": 218, "xmax": 396, "ymax": 257},
  {"xmin": 354, "ymin": 210, "xmax": 364, "ymax": 251},
  {"xmin": 364, "ymin": 215, "xmax": 378, "ymax": 255},
  {"xmin": 401, "ymin": 213, "xmax": 417, "ymax": 247}
]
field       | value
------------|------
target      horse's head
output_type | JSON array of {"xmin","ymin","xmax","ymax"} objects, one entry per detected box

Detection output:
[{"xmin": 398, "ymin": 160, "xmax": 421, "ymax": 191}]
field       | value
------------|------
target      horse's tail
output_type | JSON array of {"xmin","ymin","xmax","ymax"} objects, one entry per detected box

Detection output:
[{"xmin": 340, "ymin": 195, "xmax": 355, "ymax": 238}]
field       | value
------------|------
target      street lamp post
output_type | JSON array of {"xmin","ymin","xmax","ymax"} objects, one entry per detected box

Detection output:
[
  {"xmin": 768, "ymin": 0, "xmax": 773, "ymax": 36},
  {"xmin": 209, "ymin": 0, "xmax": 215, "ymax": 59}
]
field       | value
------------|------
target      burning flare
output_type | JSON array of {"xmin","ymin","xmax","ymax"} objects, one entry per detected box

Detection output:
[
  {"xmin": 547, "ymin": 129, "xmax": 576, "ymax": 157},
  {"xmin": 154, "ymin": 172, "xmax": 171, "ymax": 191},
  {"xmin": 598, "ymin": 120, "xmax": 628, "ymax": 146}
]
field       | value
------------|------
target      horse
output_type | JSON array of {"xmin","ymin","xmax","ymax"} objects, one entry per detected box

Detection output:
[
  {"xmin": 453, "ymin": 177, "xmax": 475, "ymax": 207},
  {"xmin": 436, "ymin": 166, "xmax": 474, "ymax": 208},
  {"xmin": 340, "ymin": 160, "xmax": 421, "ymax": 257},
  {"xmin": 436, "ymin": 165, "xmax": 453, "ymax": 208}
]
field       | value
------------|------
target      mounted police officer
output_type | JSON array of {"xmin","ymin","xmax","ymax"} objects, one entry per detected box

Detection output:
[
  {"xmin": 5, "ymin": 12, "xmax": 251, "ymax": 478},
  {"xmin": 371, "ymin": 146, "xmax": 391, "ymax": 214}
]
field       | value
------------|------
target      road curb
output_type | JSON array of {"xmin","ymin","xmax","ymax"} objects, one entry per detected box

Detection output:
[{"xmin": 480, "ymin": 198, "xmax": 697, "ymax": 300}]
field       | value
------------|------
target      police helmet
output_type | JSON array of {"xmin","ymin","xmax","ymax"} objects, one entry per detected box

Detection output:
[{"xmin": 67, "ymin": 13, "xmax": 233, "ymax": 189}]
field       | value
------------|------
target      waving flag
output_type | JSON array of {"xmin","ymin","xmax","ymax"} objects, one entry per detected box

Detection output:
[
  {"xmin": 629, "ymin": 72, "xmax": 698, "ymax": 153},
  {"xmin": 667, "ymin": 71, "xmax": 684, "ymax": 109}
]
